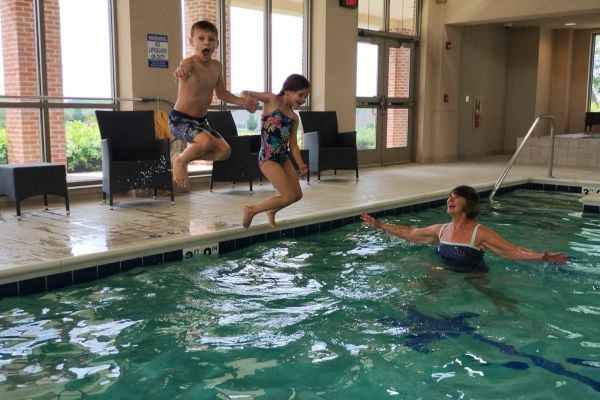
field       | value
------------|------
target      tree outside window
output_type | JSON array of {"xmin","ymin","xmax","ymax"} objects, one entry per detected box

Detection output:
[{"xmin": 590, "ymin": 33, "xmax": 600, "ymax": 112}]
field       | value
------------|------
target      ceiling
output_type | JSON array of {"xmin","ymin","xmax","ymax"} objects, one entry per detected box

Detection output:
[{"xmin": 507, "ymin": 11, "xmax": 600, "ymax": 30}]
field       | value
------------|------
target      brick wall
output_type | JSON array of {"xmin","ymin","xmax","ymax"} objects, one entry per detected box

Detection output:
[
  {"xmin": 386, "ymin": 47, "xmax": 410, "ymax": 148},
  {"xmin": 44, "ymin": 0, "xmax": 66, "ymax": 165},
  {"xmin": 1, "ymin": 0, "xmax": 65, "ymax": 164},
  {"xmin": 183, "ymin": 0, "xmax": 226, "ymax": 103}
]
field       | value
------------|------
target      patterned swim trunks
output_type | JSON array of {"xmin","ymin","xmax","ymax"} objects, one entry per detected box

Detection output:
[{"xmin": 168, "ymin": 110, "xmax": 223, "ymax": 143}]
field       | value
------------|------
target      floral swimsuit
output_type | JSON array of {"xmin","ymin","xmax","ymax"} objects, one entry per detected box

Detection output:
[{"xmin": 258, "ymin": 109, "xmax": 295, "ymax": 167}]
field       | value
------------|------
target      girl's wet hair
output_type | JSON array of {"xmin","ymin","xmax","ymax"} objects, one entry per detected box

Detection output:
[
  {"xmin": 191, "ymin": 20, "xmax": 218, "ymax": 37},
  {"xmin": 451, "ymin": 185, "xmax": 480, "ymax": 219},
  {"xmin": 278, "ymin": 74, "xmax": 310, "ymax": 96}
]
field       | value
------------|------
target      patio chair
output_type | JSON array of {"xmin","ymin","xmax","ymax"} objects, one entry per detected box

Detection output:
[
  {"xmin": 95, "ymin": 110, "xmax": 174, "ymax": 208},
  {"xmin": 206, "ymin": 111, "xmax": 261, "ymax": 191},
  {"xmin": 584, "ymin": 112, "xmax": 600, "ymax": 132},
  {"xmin": 299, "ymin": 111, "xmax": 359, "ymax": 182}
]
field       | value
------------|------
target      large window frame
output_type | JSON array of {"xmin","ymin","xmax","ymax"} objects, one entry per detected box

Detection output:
[
  {"xmin": 181, "ymin": 0, "xmax": 310, "ymax": 110},
  {"xmin": 0, "ymin": 0, "xmax": 117, "ymax": 181},
  {"xmin": 589, "ymin": 32, "xmax": 600, "ymax": 112},
  {"xmin": 355, "ymin": 0, "xmax": 419, "ymax": 166}
]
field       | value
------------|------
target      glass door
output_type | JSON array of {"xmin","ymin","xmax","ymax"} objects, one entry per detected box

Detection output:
[{"xmin": 356, "ymin": 36, "xmax": 414, "ymax": 165}]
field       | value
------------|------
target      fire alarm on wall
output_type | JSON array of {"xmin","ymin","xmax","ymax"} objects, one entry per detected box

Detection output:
[{"xmin": 340, "ymin": 0, "xmax": 358, "ymax": 9}]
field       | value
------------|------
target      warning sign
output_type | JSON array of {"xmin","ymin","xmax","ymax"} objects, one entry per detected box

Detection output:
[{"xmin": 147, "ymin": 33, "xmax": 168, "ymax": 68}]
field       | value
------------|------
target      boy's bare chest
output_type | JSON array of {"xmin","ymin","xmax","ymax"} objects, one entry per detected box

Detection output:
[{"xmin": 189, "ymin": 64, "xmax": 219, "ymax": 89}]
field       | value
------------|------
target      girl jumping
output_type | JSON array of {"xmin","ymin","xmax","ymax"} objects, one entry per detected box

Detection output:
[{"xmin": 241, "ymin": 74, "xmax": 310, "ymax": 228}]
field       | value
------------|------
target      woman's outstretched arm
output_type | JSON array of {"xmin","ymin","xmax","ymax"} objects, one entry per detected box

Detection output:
[
  {"xmin": 477, "ymin": 225, "xmax": 568, "ymax": 264},
  {"xmin": 360, "ymin": 213, "xmax": 441, "ymax": 245}
]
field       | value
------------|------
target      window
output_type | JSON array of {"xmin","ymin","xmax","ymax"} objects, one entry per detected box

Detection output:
[
  {"xmin": 590, "ymin": 32, "xmax": 600, "ymax": 111},
  {"xmin": 0, "ymin": 0, "xmax": 114, "ymax": 178},
  {"xmin": 184, "ymin": 0, "xmax": 308, "ymax": 94},
  {"xmin": 181, "ymin": 0, "xmax": 308, "ymax": 131},
  {"xmin": 358, "ymin": 0, "xmax": 418, "ymax": 35}
]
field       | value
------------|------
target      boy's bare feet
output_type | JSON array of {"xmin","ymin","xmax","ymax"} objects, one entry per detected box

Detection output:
[
  {"xmin": 172, "ymin": 157, "xmax": 189, "ymax": 189},
  {"xmin": 266, "ymin": 210, "xmax": 277, "ymax": 228},
  {"xmin": 242, "ymin": 205, "xmax": 255, "ymax": 229}
]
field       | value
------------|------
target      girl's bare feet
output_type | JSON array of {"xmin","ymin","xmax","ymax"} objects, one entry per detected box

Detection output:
[
  {"xmin": 266, "ymin": 210, "xmax": 277, "ymax": 228},
  {"xmin": 242, "ymin": 205, "xmax": 255, "ymax": 228}
]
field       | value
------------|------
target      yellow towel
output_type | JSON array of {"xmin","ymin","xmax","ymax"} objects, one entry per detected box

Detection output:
[{"xmin": 154, "ymin": 109, "xmax": 173, "ymax": 140}]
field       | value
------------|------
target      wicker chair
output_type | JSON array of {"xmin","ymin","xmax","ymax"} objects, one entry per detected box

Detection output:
[
  {"xmin": 299, "ymin": 111, "xmax": 358, "ymax": 182},
  {"xmin": 95, "ymin": 110, "xmax": 174, "ymax": 208}
]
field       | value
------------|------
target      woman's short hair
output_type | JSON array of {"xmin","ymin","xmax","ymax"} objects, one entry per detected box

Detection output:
[
  {"xmin": 451, "ymin": 185, "xmax": 480, "ymax": 219},
  {"xmin": 278, "ymin": 74, "xmax": 310, "ymax": 95}
]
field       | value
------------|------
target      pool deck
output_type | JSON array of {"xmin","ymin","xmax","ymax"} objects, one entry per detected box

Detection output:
[{"xmin": 0, "ymin": 155, "xmax": 599, "ymax": 294}]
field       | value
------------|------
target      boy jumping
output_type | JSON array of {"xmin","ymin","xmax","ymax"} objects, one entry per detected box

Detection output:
[{"xmin": 169, "ymin": 20, "xmax": 258, "ymax": 189}]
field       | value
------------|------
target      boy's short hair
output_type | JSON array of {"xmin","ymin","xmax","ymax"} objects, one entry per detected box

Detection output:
[{"xmin": 191, "ymin": 20, "xmax": 218, "ymax": 37}]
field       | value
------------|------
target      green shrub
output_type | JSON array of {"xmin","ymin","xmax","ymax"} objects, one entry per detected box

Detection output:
[
  {"xmin": 246, "ymin": 113, "xmax": 258, "ymax": 131},
  {"xmin": 0, "ymin": 128, "xmax": 7, "ymax": 164},
  {"xmin": 66, "ymin": 120, "xmax": 102, "ymax": 172},
  {"xmin": 356, "ymin": 127, "xmax": 375, "ymax": 150}
]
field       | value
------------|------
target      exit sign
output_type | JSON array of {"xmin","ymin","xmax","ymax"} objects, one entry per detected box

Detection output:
[{"xmin": 340, "ymin": 0, "xmax": 358, "ymax": 9}]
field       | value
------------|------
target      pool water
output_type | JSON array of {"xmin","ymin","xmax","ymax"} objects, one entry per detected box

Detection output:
[{"xmin": 1, "ymin": 190, "xmax": 599, "ymax": 399}]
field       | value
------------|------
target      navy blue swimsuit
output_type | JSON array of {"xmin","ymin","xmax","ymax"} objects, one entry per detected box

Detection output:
[{"xmin": 436, "ymin": 223, "xmax": 488, "ymax": 272}]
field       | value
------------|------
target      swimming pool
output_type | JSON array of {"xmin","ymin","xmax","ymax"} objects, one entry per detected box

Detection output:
[{"xmin": 0, "ymin": 189, "xmax": 598, "ymax": 399}]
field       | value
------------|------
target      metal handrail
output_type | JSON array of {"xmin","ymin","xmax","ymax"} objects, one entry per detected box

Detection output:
[
  {"xmin": 489, "ymin": 114, "xmax": 556, "ymax": 201},
  {"xmin": 0, "ymin": 94, "xmax": 174, "ymax": 108}
]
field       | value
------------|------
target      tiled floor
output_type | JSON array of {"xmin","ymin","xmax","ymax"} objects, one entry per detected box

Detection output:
[{"xmin": 0, "ymin": 156, "xmax": 598, "ymax": 289}]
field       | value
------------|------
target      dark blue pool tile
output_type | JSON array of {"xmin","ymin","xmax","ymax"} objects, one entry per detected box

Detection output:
[
  {"xmin": 47, "ymin": 272, "xmax": 73, "ymax": 291},
  {"xmin": 98, "ymin": 262, "xmax": 121, "ymax": 279},
  {"xmin": 556, "ymin": 185, "xmax": 569, "ymax": 193},
  {"xmin": 543, "ymin": 184, "xmax": 557, "ymax": 192},
  {"xmin": 331, "ymin": 218, "xmax": 344, "ymax": 229},
  {"xmin": 143, "ymin": 254, "xmax": 163, "ymax": 267},
  {"xmin": 281, "ymin": 228, "xmax": 295, "ymax": 238},
  {"xmin": 397, "ymin": 205, "xmax": 411, "ymax": 214},
  {"xmin": 431, "ymin": 199, "xmax": 445, "ymax": 208},
  {"xmin": 529, "ymin": 183, "xmax": 544, "ymax": 190},
  {"xmin": 569, "ymin": 186, "xmax": 581, "ymax": 193},
  {"xmin": 235, "ymin": 236, "xmax": 252, "ymax": 250},
  {"xmin": 294, "ymin": 225, "xmax": 308, "ymax": 237},
  {"xmin": 306, "ymin": 223, "xmax": 320, "ymax": 235},
  {"xmin": 250, "ymin": 234, "xmax": 266, "ymax": 244},
  {"xmin": 19, "ymin": 277, "xmax": 46, "ymax": 296},
  {"xmin": 413, "ymin": 203, "xmax": 425, "ymax": 211},
  {"xmin": 265, "ymin": 231, "xmax": 281, "ymax": 241},
  {"xmin": 73, "ymin": 267, "xmax": 98, "ymax": 284},
  {"xmin": 343, "ymin": 216, "xmax": 355, "ymax": 226},
  {"xmin": 583, "ymin": 204, "xmax": 600, "ymax": 214},
  {"xmin": 319, "ymin": 221, "xmax": 332, "ymax": 232},
  {"xmin": 121, "ymin": 258, "xmax": 143, "ymax": 271},
  {"xmin": 0, "ymin": 282, "xmax": 18, "ymax": 298},
  {"xmin": 219, "ymin": 239, "xmax": 235, "ymax": 254},
  {"xmin": 372, "ymin": 211, "xmax": 385, "ymax": 218},
  {"xmin": 163, "ymin": 250, "xmax": 183, "ymax": 263}
]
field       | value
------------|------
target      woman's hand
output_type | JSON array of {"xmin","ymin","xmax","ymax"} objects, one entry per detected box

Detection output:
[
  {"xmin": 541, "ymin": 251, "xmax": 569, "ymax": 265},
  {"xmin": 360, "ymin": 212, "xmax": 381, "ymax": 229}
]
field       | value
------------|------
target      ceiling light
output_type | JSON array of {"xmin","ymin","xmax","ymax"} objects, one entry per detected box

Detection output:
[{"xmin": 564, "ymin": 22, "xmax": 577, "ymax": 26}]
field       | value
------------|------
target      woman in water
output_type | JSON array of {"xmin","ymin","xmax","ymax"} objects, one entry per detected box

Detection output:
[{"xmin": 360, "ymin": 185, "xmax": 568, "ymax": 271}]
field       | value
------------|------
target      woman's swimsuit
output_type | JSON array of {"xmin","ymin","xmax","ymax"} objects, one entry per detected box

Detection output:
[
  {"xmin": 436, "ymin": 223, "xmax": 488, "ymax": 272},
  {"xmin": 258, "ymin": 109, "xmax": 295, "ymax": 167}
]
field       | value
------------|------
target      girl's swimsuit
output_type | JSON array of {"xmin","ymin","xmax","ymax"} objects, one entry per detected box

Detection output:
[
  {"xmin": 436, "ymin": 223, "xmax": 489, "ymax": 272},
  {"xmin": 258, "ymin": 109, "xmax": 295, "ymax": 167}
]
